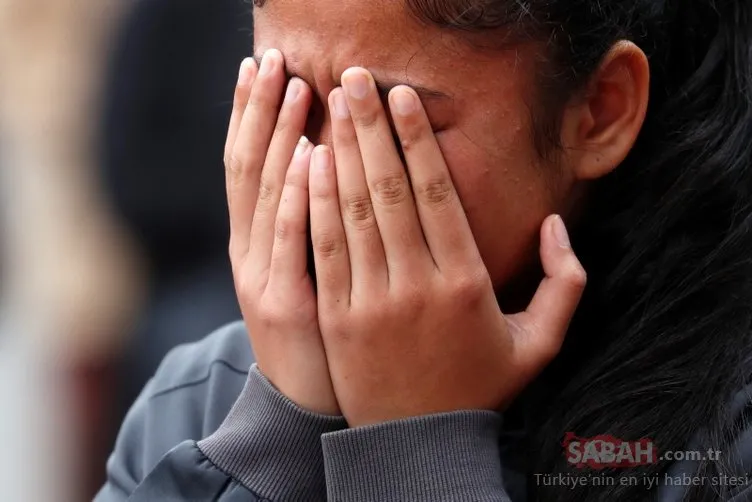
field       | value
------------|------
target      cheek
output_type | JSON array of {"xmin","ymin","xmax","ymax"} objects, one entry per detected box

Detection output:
[{"xmin": 437, "ymin": 129, "xmax": 552, "ymax": 289}]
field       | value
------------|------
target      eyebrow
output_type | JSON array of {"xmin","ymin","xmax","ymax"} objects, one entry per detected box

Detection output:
[{"xmin": 251, "ymin": 55, "xmax": 452, "ymax": 102}]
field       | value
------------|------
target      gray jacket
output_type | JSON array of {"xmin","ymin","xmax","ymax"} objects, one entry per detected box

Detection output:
[{"xmin": 95, "ymin": 321, "xmax": 752, "ymax": 501}]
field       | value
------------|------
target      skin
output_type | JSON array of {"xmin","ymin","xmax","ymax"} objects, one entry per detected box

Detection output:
[
  {"xmin": 225, "ymin": 0, "xmax": 650, "ymax": 423},
  {"xmin": 253, "ymin": 1, "xmax": 552, "ymax": 290}
]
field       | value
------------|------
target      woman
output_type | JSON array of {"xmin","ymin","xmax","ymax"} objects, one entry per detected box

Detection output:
[{"xmin": 97, "ymin": 0, "xmax": 752, "ymax": 500}]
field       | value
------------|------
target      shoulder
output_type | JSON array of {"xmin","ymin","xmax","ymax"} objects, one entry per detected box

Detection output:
[
  {"xmin": 110, "ymin": 321, "xmax": 254, "ymax": 485},
  {"xmin": 147, "ymin": 320, "xmax": 253, "ymax": 399},
  {"xmin": 144, "ymin": 320, "xmax": 254, "ymax": 442}
]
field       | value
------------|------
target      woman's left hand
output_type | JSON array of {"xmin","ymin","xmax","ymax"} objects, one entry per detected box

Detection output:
[{"xmin": 309, "ymin": 67, "xmax": 587, "ymax": 428}]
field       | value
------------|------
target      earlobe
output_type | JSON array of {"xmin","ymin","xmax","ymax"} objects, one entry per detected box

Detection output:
[{"xmin": 562, "ymin": 41, "xmax": 650, "ymax": 181}]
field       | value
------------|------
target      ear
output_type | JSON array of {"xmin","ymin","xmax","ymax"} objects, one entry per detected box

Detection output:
[{"xmin": 560, "ymin": 41, "xmax": 650, "ymax": 180}]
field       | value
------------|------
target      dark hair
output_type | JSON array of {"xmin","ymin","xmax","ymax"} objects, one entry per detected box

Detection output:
[{"xmin": 404, "ymin": 0, "xmax": 752, "ymax": 500}]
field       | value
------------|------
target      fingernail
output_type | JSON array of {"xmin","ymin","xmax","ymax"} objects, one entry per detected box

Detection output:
[
  {"xmin": 343, "ymin": 70, "xmax": 371, "ymax": 100},
  {"xmin": 314, "ymin": 147, "xmax": 330, "ymax": 171},
  {"xmin": 238, "ymin": 58, "xmax": 254, "ymax": 85},
  {"xmin": 331, "ymin": 90, "xmax": 350, "ymax": 119},
  {"xmin": 295, "ymin": 136, "xmax": 310, "ymax": 156},
  {"xmin": 285, "ymin": 78, "xmax": 301, "ymax": 103},
  {"xmin": 391, "ymin": 88, "xmax": 416, "ymax": 116},
  {"xmin": 553, "ymin": 215, "xmax": 571, "ymax": 248},
  {"xmin": 259, "ymin": 49, "xmax": 277, "ymax": 76}
]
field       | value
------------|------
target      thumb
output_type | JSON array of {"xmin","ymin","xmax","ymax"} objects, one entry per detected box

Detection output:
[{"xmin": 509, "ymin": 214, "xmax": 587, "ymax": 372}]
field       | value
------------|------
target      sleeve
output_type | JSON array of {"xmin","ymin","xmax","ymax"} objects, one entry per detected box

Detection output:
[
  {"xmin": 321, "ymin": 411, "xmax": 513, "ymax": 502},
  {"xmin": 95, "ymin": 365, "xmax": 348, "ymax": 502}
]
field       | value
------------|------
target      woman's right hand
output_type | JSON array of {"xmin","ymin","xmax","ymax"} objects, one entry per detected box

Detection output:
[{"xmin": 224, "ymin": 50, "xmax": 339, "ymax": 415}]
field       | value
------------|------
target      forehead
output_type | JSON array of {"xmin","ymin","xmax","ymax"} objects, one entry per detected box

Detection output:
[
  {"xmin": 252, "ymin": 0, "xmax": 528, "ymax": 92},
  {"xmin": 254, "ymin": 0, "xmax": 430, "ymax": 67}
]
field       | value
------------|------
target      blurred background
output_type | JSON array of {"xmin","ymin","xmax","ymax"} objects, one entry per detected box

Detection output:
[{"xmin": 0, "ymin": 0, "xmax": 252, "ymax": 499}]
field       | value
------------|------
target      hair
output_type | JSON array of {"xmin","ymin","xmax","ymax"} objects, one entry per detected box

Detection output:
[{"xmin": 401, "ymin": 0, "xmax": 752, "ymax": 500}]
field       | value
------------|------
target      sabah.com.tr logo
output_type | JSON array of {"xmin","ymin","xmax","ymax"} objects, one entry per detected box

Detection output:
[{"xmin": 563, "ymin": 433, "xmax": 721, "ymax": 469}]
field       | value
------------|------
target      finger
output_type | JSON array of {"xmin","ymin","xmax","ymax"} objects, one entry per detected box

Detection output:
[
  {"xmin": 511, "ymin": 215, "xmax": 587, "ymax": 370},
  {"xmin": 247, "ymin": 76, "xmax": 313, "ymax": 272},
  {"xmin": 328, "ymin": 87, "xmax": 387, "ymax": 293},
  {"xmin": 226, "ymin": 49, "xmax": 286, "ymax": 260},
  {"xmin": 268, "ymin": 139, "xmax": 315, "ymax": 288},
  {"xmin": 340, "ymin": 68, "xmax": 430, "ymax": 277},
  {"xmin": 224, "ymin": 57, "xmax": 256, "ymax": 167},
  {"xmin": 388, "ymin": 85, "xmax": 481, "ymax": 273},
  {"xmin": 309, "ymin": 145, "xmax": 351, "ymax": 309}
]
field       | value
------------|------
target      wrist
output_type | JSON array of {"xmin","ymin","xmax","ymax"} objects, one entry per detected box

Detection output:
[{"xmin": 255, "ymin": 346, "xmax": 340, "ymax": 415}]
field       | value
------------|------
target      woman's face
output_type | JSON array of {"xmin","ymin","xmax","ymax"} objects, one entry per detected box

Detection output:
[{"xmin": 254, "ymin": 0, "xmax": 578, "ymax": 293}]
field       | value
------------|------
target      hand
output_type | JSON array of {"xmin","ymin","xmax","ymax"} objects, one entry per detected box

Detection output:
[
  {"xmin": 224, "ymin": 51, "xmax": 339, "ymax": 415},
  {"xmin": 308, "ymin": 67, "xmax": 587, "ymax": 427}
]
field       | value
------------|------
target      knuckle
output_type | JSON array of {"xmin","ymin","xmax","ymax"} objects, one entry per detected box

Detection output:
[
  {"xmin": 226, "ymin": 153, "xmax": 245, "ymax": 176},
  {"xmin": 313, "ymin": 233, "xmax": 345, "ymax": 259},
  {"xmin": 343, "ymin": 193, "xmax": 375, "ymax": 224},
  {"xmin": 451, "ymin": 269, "xmax": 490, "ymax": 305},
  {"xmin": 353, "ymin": 109, "xmax": 379, "ymax": 130},
  {"xmin": 255, "ymin": 299, "xmax": 283, "ymax": 328},
  {"xmin": 235, "ymin": 273, "xmax": 260, "ymax": 306},
  {"xmin": 274, "ymin": 217, "xmax": 304, "ymax": 241},
  {"xmin": 416, "ymin": 178, "xmax": 455, "ymax": 208},
  {"xmin": 346, "ymin": 304, "xmax": 377, "ymax": 331},
  {"xmin": 258, "ymin": 290, "xmax": 315, "ymax": 329},
  {"xmin": 371, "ymin": 174, "xmax": 408, "ymax": 206},
  {"xmin": 395, "ymin": 283, "xmax": 427, "ymax": 313},
  {"xmin": 257, "ymin": 178, "xmax": 277, "ymax": 204}
]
